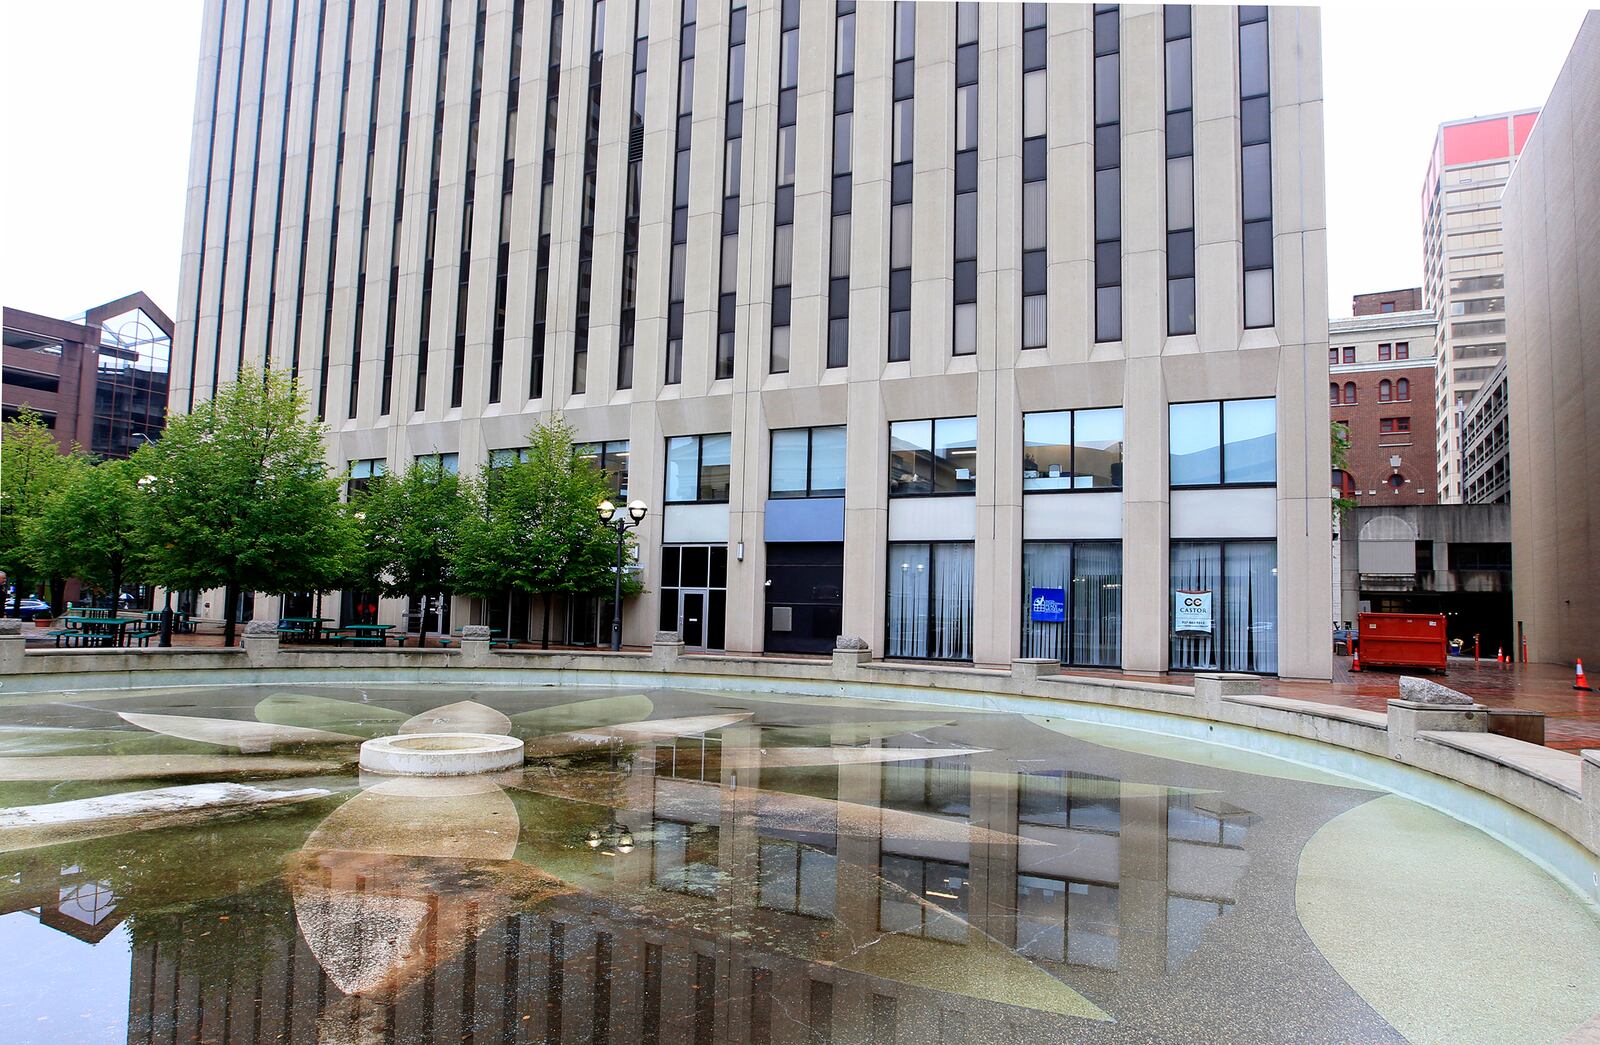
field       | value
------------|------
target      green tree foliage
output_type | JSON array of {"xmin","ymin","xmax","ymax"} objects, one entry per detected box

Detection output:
[
  {"xmin": 25, "ymin": 458, "xmax": 145, "ymax": 611},
  {"xmin": 0, "ymin": 408, "xmax": 87, "ymax": 615},
  {"xmin": 453, "ymin": 417, "xmax": 640, "ymax": 648},
  {"xmin": 354, "ymin": 459, "xmax": 469, "ymax": 646},
  {"xmin": 1331, "ymin": 421, "xmax": 1356, "ymax": 523},
  {"xmin": 132, "ymin": 374, "xmax": 360, "ymax": 646}
]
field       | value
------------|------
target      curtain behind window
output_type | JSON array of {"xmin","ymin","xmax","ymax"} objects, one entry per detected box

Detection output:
[
  {"xmin": 887, "ymin": 544, "xmax": 931, "ymax": 658},
  {"xmin": 1170, "ymin": 542, "xmax": 1221, "ymax": 670},
  {"xmin": 1071, "ymin": 543, "xmax": 1123, "ymax": 667},
  {"xmin": 931, "ymin": 543, "xmax": 974, "ymax": 660},
  {"xmin": 1223, "ymin": 541, "xmax": 1277, "ymax": 673},
  {"xmin": 888, "ymin": 542, "xmax": 972, "ymax": 660},
  {"xmin": 1022, "ymin": 544, "xmax": 1070, "ymax": 661}
]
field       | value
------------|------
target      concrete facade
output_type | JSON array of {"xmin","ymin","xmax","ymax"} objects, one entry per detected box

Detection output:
[
  {"xmin": 1420, "ymin": 109, "xmax": 1537, "ymax": 503},
  {"xmin": 1461, "ymin": 355, "xmax": 1508, "ymax": 505},
  {"xmin": 172, "ymin": 1, "xmax": 1331, "ymax": 678},
  {"xmin": 1503, "ymin": 12, "xmax": 1600, "ymax": 670},
  {"xmin": 1328, "ymin": 301, "xmax": 1437, "ymax": 505}
]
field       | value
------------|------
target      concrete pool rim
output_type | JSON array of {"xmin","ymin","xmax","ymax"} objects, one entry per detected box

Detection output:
[{"xmin": 2, "ymin": 636, "xmax": 1597, "ymax": 908}]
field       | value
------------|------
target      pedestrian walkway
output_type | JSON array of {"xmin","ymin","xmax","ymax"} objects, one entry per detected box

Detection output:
[{"xmin": 1270, "ymin": 658, "xmax": 1600, "ymax": 753}]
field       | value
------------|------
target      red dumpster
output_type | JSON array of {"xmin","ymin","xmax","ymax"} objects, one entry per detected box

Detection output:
[{"xmin": 1355, "ymin": 612, "xmax": 1449, "ymax": 673}]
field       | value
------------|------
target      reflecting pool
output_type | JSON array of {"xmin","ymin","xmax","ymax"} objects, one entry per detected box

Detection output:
[{"xmin": 0, "ymin": 684, "xmax": 1595, "ymax": 1043}]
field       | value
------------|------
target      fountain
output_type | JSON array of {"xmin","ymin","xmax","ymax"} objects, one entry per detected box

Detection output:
[{"xmin": 358, "ymin": 731, "xmax": 524, "ymax": 776}]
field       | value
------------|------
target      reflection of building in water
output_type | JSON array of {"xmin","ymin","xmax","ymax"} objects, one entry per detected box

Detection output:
[
  {"xmin": 0, "ymin": 858, "xmax": 123, "ymax": 944},
  {"xmin": 123, "ymin": 734, "xmax": 1273, "ymax": 1040}
]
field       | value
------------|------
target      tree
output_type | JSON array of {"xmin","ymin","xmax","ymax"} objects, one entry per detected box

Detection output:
[
  {"xmin": 354, "ymin": 459, "xmax": 469, "ymax": 647},
  {"xmin": 0, "ymin": 409, "xmax": 87, "ymax": 615},
  {"xmin": 1331, "ymin": 421, "xmax": 1356, "ymax": 524},
  {"xmin": 25, "ymin": 458, "xmax": 145, "ymax": 612},
  {"xmin": 454, "ymin": 417, "xmax": 640, "ymax": 649},
  {"xmin": 132, "ymin": 373, "xmax": 361, "ymax": 646}
]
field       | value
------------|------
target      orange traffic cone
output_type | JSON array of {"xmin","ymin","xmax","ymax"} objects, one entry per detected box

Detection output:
[
  {"xmin": 1350, "ymin": 645, "xmax": 1361, "ymax": 672},
  {"xmin": 1497, "ymin": 647, "xmax": 1505, "ymax": 664},
  {"xmin": 1576, "ymin": 660, "xmax": 1592, "ymax": 691}
]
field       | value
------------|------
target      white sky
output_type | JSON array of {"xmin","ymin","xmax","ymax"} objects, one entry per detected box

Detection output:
[{"xmin": 0, "ymin": 0, "xmax": 1590, "ymax": 323}]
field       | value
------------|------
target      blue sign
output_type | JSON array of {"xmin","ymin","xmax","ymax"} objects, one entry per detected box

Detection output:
[{"xmin": 1030, "ymin": 587, "xmax": 1066, "ymax": 622}]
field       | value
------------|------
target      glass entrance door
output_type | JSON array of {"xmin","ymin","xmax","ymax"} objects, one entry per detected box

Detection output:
[{"xmin": 680, "ymin": 591, "xmax": 707, "ymax": 649}]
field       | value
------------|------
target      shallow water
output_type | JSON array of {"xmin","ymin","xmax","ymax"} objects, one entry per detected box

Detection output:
[{"xmin": 0, "ymin": 683, "xmax": 1594, "ymax": 1044}]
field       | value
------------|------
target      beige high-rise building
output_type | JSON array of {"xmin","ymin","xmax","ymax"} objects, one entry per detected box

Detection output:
[
  {"xmin": 1420, "ymin": 109, "xmax": 1537, "ymax": 503},
  {"xmin": 1503, "ymin": 13, "xmax": 1599, "ymax": 669},
  {"xmin": 172, "ymin": 1, "xmax": 1331, "ymax": 679}
]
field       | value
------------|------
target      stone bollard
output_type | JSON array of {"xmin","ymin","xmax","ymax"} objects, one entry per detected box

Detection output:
[
  {"xmin": 1386, "ymin": 676, "xmax": 1486, "ymax": 761},
  {"xmin": 651, "ymin": 631, "xmax": 685, "ymax": 671},
  {"xmin": 0, "ymin": 618, "xmax": 24, "ymax": 674},
  {"xmin": 1193, "ymin": 672, "xmax": 1261, "ymax": 716},
  {"xmin": 832, "ymin": 636, "xmax": 872, "ymax": 680},
  {"xmin": 1011, "ymin": 658, "xmax": 1060, "ymax": 685},
  {"xmin": 458, "ymin": 624, "xmax": 492, "ymax": 666},
  {"xmin": 241, "ymin": 619, "xmax": 283, "ymax": 667}
]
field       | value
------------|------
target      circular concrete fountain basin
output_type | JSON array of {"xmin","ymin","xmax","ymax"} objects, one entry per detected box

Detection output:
[{"xmin": 358, "ymin": 732, "xmax": 525, "ymax": 777}]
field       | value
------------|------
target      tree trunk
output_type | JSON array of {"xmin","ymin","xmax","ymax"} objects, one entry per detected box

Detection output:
[
  {"xmin": 541, "ymin": 591, "xmax": 552, "ymax": 650},
  {"xmin": 110, "ymin": 567, "xmax": 123, "ymax": 619},
  {"xmin": 48, "ymin": 577, "xmax": 66, "ymax": 618},
  {"xmin": 420, "ymin": 593, "xmax": 430, "ymax": 649},
  {"xmin": 223, "ymin": 581, "xmax": 239, "ymax": 647}
]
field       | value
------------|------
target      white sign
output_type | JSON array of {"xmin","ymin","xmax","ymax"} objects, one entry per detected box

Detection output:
[{"xmin": 1174, "ymin": 589, "xmax": 1213, "ymax": 634}]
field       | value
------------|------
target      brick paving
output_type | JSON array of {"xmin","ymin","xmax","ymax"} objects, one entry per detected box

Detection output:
[{"xmin": 1270, "ymin": 657, "xmax": 1600, "ymax": 754}]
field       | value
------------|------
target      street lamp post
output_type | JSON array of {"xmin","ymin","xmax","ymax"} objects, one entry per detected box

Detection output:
[{"xmin": 596, "ymin": 498, "xmax": 648, "ymax": 652}]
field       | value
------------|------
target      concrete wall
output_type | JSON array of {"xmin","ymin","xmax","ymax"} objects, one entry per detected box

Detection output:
[{"xmin": 1503, "ymin": 12, "xmax": 1600, "ymax": 669}]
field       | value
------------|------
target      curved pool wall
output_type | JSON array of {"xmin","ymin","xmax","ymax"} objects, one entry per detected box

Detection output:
[{"xmin": 4, "ymin": 642, "xmax": 1598, "ymax": 907}]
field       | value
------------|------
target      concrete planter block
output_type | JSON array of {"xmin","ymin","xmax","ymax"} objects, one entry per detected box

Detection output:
[
  {"xmin": 0, "ymin": 617, "xmax": 23, "ymax": 673},
  {"xmin": 458, "ymin": 625, "xmax": 492, "ymax": 666},
  {"xmin": 1011, "ymin": 658, "xmax": 1061, "ymax": 683},
  {"xmin": 832, "ymin": 647, "xmax": 873, "ymax": 679},
  {"xmin": 241, "ymin": 619, "xmax": 282, "ymax": 667},
  {"xmin": 1386, "ymin": 698, "xmax": 1488, "ymax": 761},
  {"xmin": 652, "ymin": 631, "xmax": 684, "ymax": 670},
  {"xmin": 1194, "ymin": 673, "xmax": 1262, "ymax": 714}
]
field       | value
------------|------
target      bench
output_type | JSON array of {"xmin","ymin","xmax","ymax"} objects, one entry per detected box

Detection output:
[
  {"xmin": 47, "ymin": 630, "xmax": 80, "ymax": 648},
  {"xmin": 128, "ymin": 630, "xmax": 161, "ymax": 648}
]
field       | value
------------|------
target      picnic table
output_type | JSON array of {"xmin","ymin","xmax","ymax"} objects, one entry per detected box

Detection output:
[
  {"xmin": 328, "ymin": 623, "xmax": 406, "ymax": 647},
  {"xmin": 53, "ymin": 615, "xmax": 150, "ymax": 648},
  {"xmin": 278, "ymin": 617, "xmax": 333, "ymax": 643}
]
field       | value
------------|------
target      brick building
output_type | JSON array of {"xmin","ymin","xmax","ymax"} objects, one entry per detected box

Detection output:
[
  {"xmin": 1352, "ymin": 287, "xmax": 1422, "ymax": 316},
  {"xmin": 1329, "ymin": 293, "xmax": 1438, "ymax": 505},
  {"xmin": 2, "ymin": 291, "xmax": 173, "ymax": 458}
]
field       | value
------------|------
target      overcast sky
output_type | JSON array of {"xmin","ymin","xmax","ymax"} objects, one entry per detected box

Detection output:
[{"xmin": 1, "ymin": 1, "xmax": 1590, "ymax": 323}]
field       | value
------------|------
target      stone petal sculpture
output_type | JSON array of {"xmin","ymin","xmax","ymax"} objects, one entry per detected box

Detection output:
[
  {"xmin": 0, "ymin": 782, "xmax": 330, "ymax": 851},
  {"xmin": 255, "ymin": 692, "xmax": 410, "ymax": 739},
  {"xmin": 118, "ymin": 711, "xmax": 361, "ymax": 753},
  {"xmin": 398, "ymin": 699, "xmax": 513, "ymax": 736}
]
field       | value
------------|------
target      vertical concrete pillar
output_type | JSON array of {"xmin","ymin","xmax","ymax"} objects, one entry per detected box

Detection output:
[{"xmin": 0, "ymin": 619, "xmax": 24, "ymax": 674}]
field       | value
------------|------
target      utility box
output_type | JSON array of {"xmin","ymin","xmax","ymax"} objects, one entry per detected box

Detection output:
[{"xmin": 1356, "ymin": 612, "xmax": 1449, "ymax": 673}]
